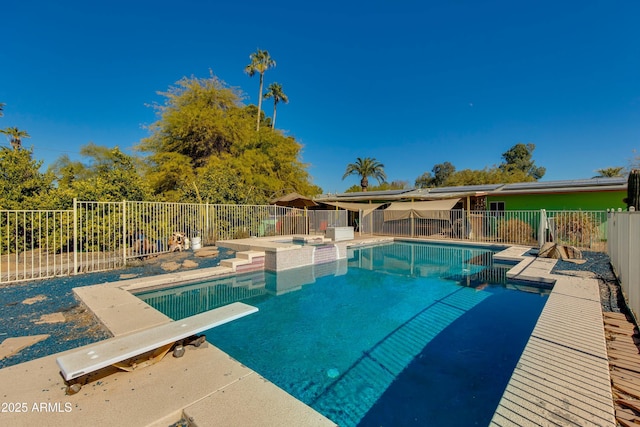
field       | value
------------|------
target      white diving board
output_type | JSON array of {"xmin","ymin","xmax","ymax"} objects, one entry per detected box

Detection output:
[{"xmin": 57, "ymin": 302, "xmax": 258, "ymax": 382}]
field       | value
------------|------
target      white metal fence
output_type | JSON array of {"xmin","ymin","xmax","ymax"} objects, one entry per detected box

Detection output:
[
  {"xmin": 608, "ymin": 210, "xmax": 640, "ymax": 318},
  {"xmin": 0, "ymin": 200, "xmax": 347, "ymax": 284},
  {"xmin": 359, "ymin": 209, "xmax": 608, "ymax": 249},
  {"xmin": 1, "ymin": 209, "xmax": 75, "ymax": 282},
  {"xmin": 1, "ymin": 200, "xmax": 607, "ymax": 285}
]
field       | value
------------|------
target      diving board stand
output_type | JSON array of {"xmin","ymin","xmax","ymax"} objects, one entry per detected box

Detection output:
[{"xmin": 56, "ymin": 302, "xmax": 258, "ymax": 392}]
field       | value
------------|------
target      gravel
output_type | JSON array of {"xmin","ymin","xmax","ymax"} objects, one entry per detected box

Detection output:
[
  {"xmin": 0, "ymin": 248, "xmax": 235, "ymax": 369},
  {"xmin": 552, "ymin": 250, "xmax": 625, "ymax": 313}
]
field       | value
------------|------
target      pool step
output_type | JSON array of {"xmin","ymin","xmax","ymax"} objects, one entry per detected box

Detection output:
[{"xmin": 220, "ymin": 251, "xmax": 265, "ymax": 273}]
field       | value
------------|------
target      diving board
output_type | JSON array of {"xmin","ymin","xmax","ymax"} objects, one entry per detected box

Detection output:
[{"xmin": 56, "ymin": 302, "xmax": 258, "ymax": 383}]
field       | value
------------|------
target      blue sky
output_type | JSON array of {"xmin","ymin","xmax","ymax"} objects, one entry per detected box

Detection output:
[{"xmin": 2, "ymin": 0, "xmax": 639, "ymax": 194}]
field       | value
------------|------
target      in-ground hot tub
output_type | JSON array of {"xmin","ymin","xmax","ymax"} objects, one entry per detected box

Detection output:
[{"xmin": 217, "ymin": 236, "xmax": 349, "ymax": 272}]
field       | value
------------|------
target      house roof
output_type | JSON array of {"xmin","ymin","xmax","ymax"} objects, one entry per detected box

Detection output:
[
  {"xmin": 315, "ymin": 177, "xmax": 627, "ymax": 203},
  {"xmin": 495, "ymin": 177, "xmax": 627, "ymax": 195}
]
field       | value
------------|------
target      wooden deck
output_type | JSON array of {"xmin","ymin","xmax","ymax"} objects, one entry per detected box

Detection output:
[{"xmin": 603, "ymin": 311, "xmax": 640, "ymax": 427}]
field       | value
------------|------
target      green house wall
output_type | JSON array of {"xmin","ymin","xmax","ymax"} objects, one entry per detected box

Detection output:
[{"xmin": 486, "ymin": 190, "xmax": 626, "ymax": 210}]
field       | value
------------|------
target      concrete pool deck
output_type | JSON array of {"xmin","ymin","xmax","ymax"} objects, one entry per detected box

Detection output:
[{"xmin": 0, "ymin": 237, "xmax": 616, "ymax": 426}]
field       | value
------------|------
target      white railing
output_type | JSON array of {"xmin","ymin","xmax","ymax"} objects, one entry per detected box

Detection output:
[
  {"xmin": 1, "ymin": 209, "xmax": 75, "ymax": 282},
  {"xmin": 0, "ymin": 200, "xmax": 348, "ymax": 284},
  {"xmin": 0, "ymin": 200, "xmax": 607, "ymax": 285},
  {"xmin": 545, "ymin": 210, "xmax": 609, "ymax": 251},
  {"xmin": 360, "ymin": 209, "xmax": 608, "ymax": 249},
  {"xmin": 608, "ymin": 210, "xmax": 640, "ymax": 318}
]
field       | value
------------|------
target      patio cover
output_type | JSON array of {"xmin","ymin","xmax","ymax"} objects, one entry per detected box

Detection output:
[
  {"xmin": 270, "ymin": 192, "xmax": 318, "ymax": 208},
  {"xmin": 321, "ymin": 201, "xmax": 385, "ymax": 217},
  {"xmin": 383, "ymin": 199, "xmax": 460, "ymax": 221}
]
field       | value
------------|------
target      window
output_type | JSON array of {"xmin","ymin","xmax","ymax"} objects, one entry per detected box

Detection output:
[{"xmin": 489, "ymin": 201, "xmax": 505, "ymax": 217}]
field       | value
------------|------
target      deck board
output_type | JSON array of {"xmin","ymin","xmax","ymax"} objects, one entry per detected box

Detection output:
[{"xmin": 490, "ymin": 269, "xmax": 616, "ymax": 426}]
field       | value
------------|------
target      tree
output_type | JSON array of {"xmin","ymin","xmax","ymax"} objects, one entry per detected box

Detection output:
[
  {"xmin": 0, "ymin": 103, "xmax": 4, "ymax": 117},
  {"xmin": 1, "ymin": 126, "xmax": 30, "ymax": 150},
  {"xmin": 345, "ymin": 180, "xmax": 408, "ymax": 193},
  {"xmin": 138, "ymin": 74, "xmax": 248, "ymax": 169},
  {"xmin": 445, "ymin": 166, "xmax": 534, "ymax": 186},
  {"xmin": 49, "ymin": 143, "xmax": 152, "ymax": 203},
  {"xmin": 245, "ymin": 49, "xmax": 276, "ymax": 131},
  {"xmin": 0, "ymin": 147, "xmax": 53, "ymax": 209},
  {"xmin": 263, "ymin": 82, "xmax": 288, "ymax": 129},
  {"xmin": 138, "ymin": 74, "xmax": 320, "ymax": 202},
  {"xmin": 499, "ymin": 143, "xmax": 545, "ymax": 180},
  {"xmin": 594, "ymin": 167, "xmax": 624, "ymax": 178},
  {"xmin": 342, "ymin": 157, "xmax": 387, "ymax": 191},
  {"xmin": 415, "ymin": 172, "xmax": 434, "ymax": 189},
  {"xmin": 432, "ymin": 162, "xmax": 456, "ymax": 187}
]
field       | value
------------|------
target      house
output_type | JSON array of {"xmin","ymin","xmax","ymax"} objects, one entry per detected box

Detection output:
[
  {"xmin": 484, "ymin": 177, "xmax": 626, "ymax": 211},
  {"xmin": 316, "ymin": 177, "xmax": 627, "ymax": 212}
]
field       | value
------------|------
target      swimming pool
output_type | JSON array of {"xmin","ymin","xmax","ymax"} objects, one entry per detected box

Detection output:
[{"xmin": 137, "ymin": 242, "xmax": 550, "ymax": 426}]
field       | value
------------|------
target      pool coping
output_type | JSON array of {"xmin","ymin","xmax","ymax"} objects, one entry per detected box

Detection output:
[{"xmin": 0, "ymin": 237, "xmax": 615, "ymax": 426}]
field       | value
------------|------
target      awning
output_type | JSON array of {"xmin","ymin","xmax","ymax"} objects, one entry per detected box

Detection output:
[
  {"xmin": 270, "ymin": 192, "xmax": 318, "ymax": 208},
  {"xmin": 383, "ymin": 199, "xmax": 460, "ymax": 221},
  {"xmin": 320, "ymin": 201, "xmax": 385, "ymax": 217}
]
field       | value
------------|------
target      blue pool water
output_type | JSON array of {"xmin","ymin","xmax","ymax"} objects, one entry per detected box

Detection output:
[{"xmin": 138, "ymin": 242, "xmax": 549, "ymax": 426}]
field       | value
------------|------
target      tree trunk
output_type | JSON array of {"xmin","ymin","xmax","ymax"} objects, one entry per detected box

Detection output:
[
  {"xmin": 361, "ymin": 176, "xmax": 368, "ymax": 191},
  {"xmin": 256, "ymin": 73, "xmax": 264, "ymax": 131},
  {"xmin": 272, "ymin": 103, "xmax": 277, "ymax": 129}
]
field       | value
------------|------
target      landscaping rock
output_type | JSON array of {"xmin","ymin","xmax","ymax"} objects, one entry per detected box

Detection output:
[
  {"xmin": 160, "ymin": 261, "xmax": 181, "ymax": 272},
  {"xmin": 0, "ymin": 335, "xmax": 50, "ymax": 360},
  {"xmin": 182, "ymin": 260, "xmax": 198, "ymax": 269},
  {"xmin": 34, "ymin": 313, "xmax": 66, "ymax": 324},
  {"xmin": 22, "ymin": 295, "xmax": 47, "ymax": 305},
  {"xmin": 195, "ymin": 248, "xmax": 220, "ymax": 258}
]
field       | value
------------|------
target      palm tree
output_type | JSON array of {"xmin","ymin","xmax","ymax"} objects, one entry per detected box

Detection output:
[
  {"xmin": 0, "ymin": 127, "xmax": 30, "ymax": 150},
  {"xmin": 245, "ymin": 49, "xmax": 276, "ymax": 131},
  {"xmin": 594, "ymin": 167, "xmax": 625, "ymax": 178},
  {"xmin": 264, "ymin": 82, "xmax": 288, "ymax": 129},
  {"xmin": 342, "ymin": 157, "xmax": 387, "ymax": 191}
]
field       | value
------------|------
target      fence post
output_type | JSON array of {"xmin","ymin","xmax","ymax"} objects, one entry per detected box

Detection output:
[
  {"xmin": 205, "ymin": 203, "xmax": 210, "ymax": 244},
  {"xmin": 122, "ymin": 200, "xmax": 127, "ymax": 265},
  {"xmin": 538, "ymin": 209, "xmax": 547, "ymax": 248},
  {"xmin": 73, "ymin": 198, "xmax": 78, "ymax": 275}
]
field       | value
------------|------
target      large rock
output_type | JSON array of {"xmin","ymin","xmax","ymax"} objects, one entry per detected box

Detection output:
[{"xmin": 538, "ymin": 242, "xmax": 583, "ymax": 260}]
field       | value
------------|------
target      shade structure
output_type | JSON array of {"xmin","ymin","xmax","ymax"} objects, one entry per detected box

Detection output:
[
  {"xmin": 320, "ymin": 201, "xmax": 385, "ymax": 217},
  {"xmin": 383, "ymin": 198, "xmax": 460, "ymax": 221},
  {"xmin": 270, "ymin": 192, "xmax": 318, "ymax": 208}
]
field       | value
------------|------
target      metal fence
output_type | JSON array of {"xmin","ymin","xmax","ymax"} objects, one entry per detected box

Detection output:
[
  {"xmin": 0, "ymin": 200, "xmax": 606, "ymax": 285},
  {"xmin": 608, "ymin": 210, "xmax": 640, "ymax": 318},
  {"xmin": 1, "ymin": 209, "xmax": 75, "ymax": 282},
  {"xmin": 0, "ymin": 200, "xmax": 348, "ymax": 284},
  {"xmin": 359, "ymin": 209, "xmax": 608, "ymax": 249}
]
